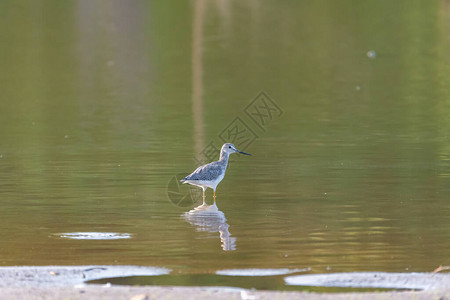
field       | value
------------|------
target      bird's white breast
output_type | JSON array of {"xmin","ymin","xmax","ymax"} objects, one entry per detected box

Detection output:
[{"xmin": 203, "ymin": 171, "xmax": 225, "ymax": 190}]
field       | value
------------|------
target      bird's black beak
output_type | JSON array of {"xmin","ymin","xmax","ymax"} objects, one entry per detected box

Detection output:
[{"xmin": 237, "ymin": 150, "xmax": 251, "ymax": 156}]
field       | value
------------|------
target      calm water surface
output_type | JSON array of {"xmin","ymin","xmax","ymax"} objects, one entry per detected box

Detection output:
[{"xmin": 0, "ymin": 0, "xmax": 449, "ymax": 282}]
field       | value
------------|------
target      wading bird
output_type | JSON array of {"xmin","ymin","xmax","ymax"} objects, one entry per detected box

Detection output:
[{"xmin": 180, "ymin": 143, "xmax": 251, "ymax": 203}]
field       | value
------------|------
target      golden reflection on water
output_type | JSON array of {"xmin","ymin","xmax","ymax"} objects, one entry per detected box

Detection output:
[{"xmin": 192, "ymin": 0, "xmax": 206, "ymax": 158}]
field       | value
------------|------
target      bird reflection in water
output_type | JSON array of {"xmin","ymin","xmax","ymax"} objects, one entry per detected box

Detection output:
[{"xmin": 183, "ymin": 203, "xmax": 236, "ymax": 251}]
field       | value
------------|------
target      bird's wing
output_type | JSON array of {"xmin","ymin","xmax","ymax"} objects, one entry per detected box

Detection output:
[{"xmin": 183, "ymin": 162, "xmax": 223, "ymax": 181}]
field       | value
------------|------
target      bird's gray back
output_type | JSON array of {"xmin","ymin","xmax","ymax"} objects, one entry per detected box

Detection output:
[{"xmin": 184, "ymin": 160, "xmax": 226, "ymax": 181}]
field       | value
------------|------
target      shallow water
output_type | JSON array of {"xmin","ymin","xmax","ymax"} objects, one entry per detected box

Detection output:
[{"xmin": 0, "ymin": 0, "xmax": 449, "ymax": 284}]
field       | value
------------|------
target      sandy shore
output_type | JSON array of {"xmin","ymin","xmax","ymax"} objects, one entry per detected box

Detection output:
[
  {"xmin": 0, "ymin": 266, "xmax": 448, "ymax": 300},
  {"xmin": 1, "ymin": 285, "xmax": 449, "ymax": 300}
]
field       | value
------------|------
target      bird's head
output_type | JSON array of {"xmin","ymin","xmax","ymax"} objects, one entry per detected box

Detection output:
[{"xmin": 221, "ymin": 143, "xmax": 251, "ymax": 156}]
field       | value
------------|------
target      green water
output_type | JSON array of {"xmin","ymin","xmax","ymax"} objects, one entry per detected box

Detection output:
[{"xmin": 0, "ymin": 0, "xmax": 449, "ymax": 281}]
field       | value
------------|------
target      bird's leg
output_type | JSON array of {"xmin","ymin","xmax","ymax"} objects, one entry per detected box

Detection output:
[
  {"xmin": 202, "ymin": 189, "xmax": 206, "ymax": 205},
  {"xmin": 213, "ymin": 190, "xmax": 216, "ymax": 203}
]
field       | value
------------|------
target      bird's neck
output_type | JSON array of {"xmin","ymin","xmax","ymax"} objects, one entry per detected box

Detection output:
[{"xmin": 219, "ymin": 150, "xmax": 230, "ymax": 163}]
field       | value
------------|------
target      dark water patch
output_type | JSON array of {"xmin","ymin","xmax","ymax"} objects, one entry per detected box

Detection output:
[{"xmin": 88, "ymin": 274, "xmax": 408, "ymax": 293}]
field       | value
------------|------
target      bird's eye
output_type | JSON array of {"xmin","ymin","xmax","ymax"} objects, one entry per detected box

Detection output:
[{"xmin": 228, "ymin": 146, "xmax": 231, "ymax": 148}]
